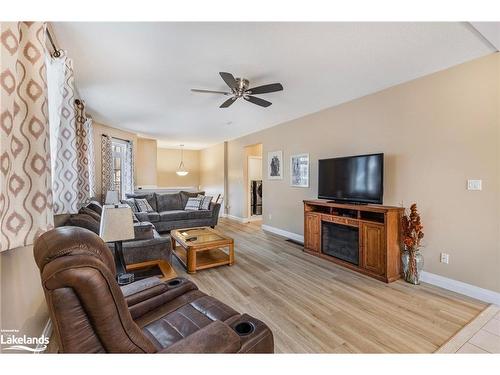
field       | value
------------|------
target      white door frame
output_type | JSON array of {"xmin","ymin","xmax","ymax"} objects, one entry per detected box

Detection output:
[{"xmin": 247, "ymin": 155, "xmax": 262, "ymax": 219}]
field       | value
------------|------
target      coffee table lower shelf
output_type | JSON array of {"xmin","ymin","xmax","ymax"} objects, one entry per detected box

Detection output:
[
  {"xmin": 172, "ymin": 247, "xmax": 233, "ymax": 273},
  {"xmin": 126, "ymin": 259, "xmax": 177, "ymax": 281}
]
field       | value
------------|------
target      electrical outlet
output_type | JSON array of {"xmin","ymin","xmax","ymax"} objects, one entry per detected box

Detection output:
[
  {"xmin": 440, "ymin": 253, "xmax": 450, "ymax": 264},
  {"xmin": 467, "ymin": 179, "xmax": 482, "ymax": 191}
]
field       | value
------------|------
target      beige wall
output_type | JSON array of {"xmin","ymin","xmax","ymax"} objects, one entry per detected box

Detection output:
[
  {"xmin": 248, "ymin": 156, "xmax": 263, "ymax": 181},
  {"xmin": 246, "ymin": 143, "xmax": 262, "ymax": 157},
  {"xmin": 157, "ymin": 148, "xmax": 200, "ymax": 188},
  {"xmin": 226, "ymin": 54, "xmax": 500, "ymax": 292},
  {"xmin": 1, "ymin": 245, "xmax": 48, "ymax": 343},
  {"xmin": 136, "ymin": 138, "xmax": 158, "ymax": 187},
  {"xmin": 93, "ymin": 121, "xmax": 138, "ymax": 199},
  {"xmin": 200, "ymin": 143, "xmax": 225, "ymax": 199}
]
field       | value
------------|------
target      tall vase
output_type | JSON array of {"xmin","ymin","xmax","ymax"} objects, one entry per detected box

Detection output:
[{"xmin": 401, "ymin": 249, "xmax": 424, "ymax": 285}]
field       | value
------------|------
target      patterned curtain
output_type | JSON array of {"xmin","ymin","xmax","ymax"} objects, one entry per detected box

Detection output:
[
  {"xmin": 75, "ymin": 99, "xmax": 95, "ymax": 204},
  {"xmin": 48, "ymin": 52, "xmax": 95, "ymax": 214},
  {"xmin": 123, "ymin": 141, "xmax": 134, "ymax": 197},
  {"xmin": 0, "ymin": 22, "xmax": 54, "ymax": 252},
  {"xmin": 49, "ymin": 52, "xmax": 76, "ymax": 213},
  {"xmin": 101, "ymin": 134, "xmax": 113, "ymax": 202}
]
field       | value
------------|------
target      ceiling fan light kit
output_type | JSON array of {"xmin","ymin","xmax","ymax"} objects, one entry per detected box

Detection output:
[{"xmin": 191, "ymin": 72, "xmax": 283, "ymax": 108}]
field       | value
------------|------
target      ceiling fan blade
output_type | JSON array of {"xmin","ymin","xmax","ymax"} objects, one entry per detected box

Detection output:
[
  {"xmin": 219, "ymin": 72, "xmax": 237, "ymax": 91},
  {"xmin": 191, "ymin": 89, "xmax": 231, "ymax": 95},
  {"xmin": 244, "ymin": 95, "xmax": 272, "ymax": 108},
  {"xmin": 246, "ymin": 83, "xmax": 283, "ymax": 95},
  {"xmin": 220, "ymin": 96, "xmax": 237, "ymax": 108}
]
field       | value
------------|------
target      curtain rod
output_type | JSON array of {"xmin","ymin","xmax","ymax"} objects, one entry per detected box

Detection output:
[
  {"xmin": 46, "ymin": 27, "xmax": 62, "ymax": 58},
  {"xmin": 102, "ymin": 134, "xmax": 133, "ymax": 144}
]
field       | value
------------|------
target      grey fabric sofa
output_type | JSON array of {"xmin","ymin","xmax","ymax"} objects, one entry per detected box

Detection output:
[
  {"xmin": 126, "ymin": 191, "xmax": 221, "ymax": 233},
  {"xmin": 60, "ymin": 202, "xmax": 172, "ymax": 265}
]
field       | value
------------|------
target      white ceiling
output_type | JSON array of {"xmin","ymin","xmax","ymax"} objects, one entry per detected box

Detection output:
[
  {"xmin": 51, "ymin": 22, "xmax": 496, "ymax": 149},
  {"xmin": 470, "ymin": 22, "xmax": 500, "ymax": 50}
]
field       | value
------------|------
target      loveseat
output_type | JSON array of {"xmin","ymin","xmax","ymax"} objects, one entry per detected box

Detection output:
[{"xmin": 125, "ymin": 191, "xmax": 221, "ymax": 233}]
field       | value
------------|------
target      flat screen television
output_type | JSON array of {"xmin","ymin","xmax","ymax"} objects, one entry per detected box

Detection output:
[{"xmin": 318, "ymin": 153, "xmax": 383, "ymax": 204}]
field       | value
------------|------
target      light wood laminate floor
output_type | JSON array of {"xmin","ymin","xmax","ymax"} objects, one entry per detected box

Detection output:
[{"xmin": 172, "ymin": 218, "xmax": 487, "ymax": 353}]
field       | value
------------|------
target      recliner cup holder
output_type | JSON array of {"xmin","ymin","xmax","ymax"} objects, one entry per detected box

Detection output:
[
  {"xmin": 167, "ymin": 279, "xmax": 182, "ymax": 287},
  {"xmin": 234, "ymin": 322, "xmax": 255, "ymax": 336}
]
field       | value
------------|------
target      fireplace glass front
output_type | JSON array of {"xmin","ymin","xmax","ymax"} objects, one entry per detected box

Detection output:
[{"xmin": 321, "ymin": 221, "xmax": 359, "ymax": 265}]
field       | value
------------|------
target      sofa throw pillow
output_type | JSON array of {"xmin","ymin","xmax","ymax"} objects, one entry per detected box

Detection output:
[
  {"xmin": 126, "ymin": 193, "xmax": 157, "ymax": 212},
  {"xmin": 121, "ymin": 198, "xmax": 139, "ymax": 212},
  {"xmin": 135, "ymin": 198, "xmax": 154, "ymax": 213},
  {"xmin": 185, "ymin": 197, "xmax": 202, "ymax": 211},
  {"xmin": 180, "ymin": 191, "xmax": 205, "ymax": 208},
  {"xmin": 197, "ymin": 194, "xmax": 212, "ymax": 210}
]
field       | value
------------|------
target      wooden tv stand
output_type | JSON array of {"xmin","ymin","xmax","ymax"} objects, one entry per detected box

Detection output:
[{"xmin": 303, "ymin": 200, "xmax": 404, "ymax": 283}]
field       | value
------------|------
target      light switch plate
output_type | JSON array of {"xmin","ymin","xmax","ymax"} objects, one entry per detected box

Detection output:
[{"xmin": 467, "ymin": 179, "xmax": 482, "ymax": 191}]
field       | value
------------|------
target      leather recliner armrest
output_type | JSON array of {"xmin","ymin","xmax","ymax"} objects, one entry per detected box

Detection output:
[
  {"xmin": 122, "ymin": 277, "xmax": 198, "ymax": 320},
  {"xmin": 160, "ymin": 320, "xmax": 241, "ymax": 353},
  {"xmin": 121, "ymin": 277, "xmax": 167, "ymax": 306}
]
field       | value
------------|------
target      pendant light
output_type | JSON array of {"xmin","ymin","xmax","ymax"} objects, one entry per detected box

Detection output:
[{"xmin": 176, "ymin": 144, "xmax": 189, "ymax": 176}]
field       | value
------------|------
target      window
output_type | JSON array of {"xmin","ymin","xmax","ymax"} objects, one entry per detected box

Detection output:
[{"xmin": 112, "ymin": 140, "xmax": 128, "ymax": 199}]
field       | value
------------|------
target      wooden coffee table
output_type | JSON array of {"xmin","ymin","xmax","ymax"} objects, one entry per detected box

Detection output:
[{"xmin": 170, "ymin": 227, "xmax": 234, "ymax": 273}]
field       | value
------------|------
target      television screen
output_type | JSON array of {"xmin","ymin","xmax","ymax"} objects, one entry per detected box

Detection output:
[{"xmin": 318, "ymin": 153, "xmax": 383, "ymax": 204}]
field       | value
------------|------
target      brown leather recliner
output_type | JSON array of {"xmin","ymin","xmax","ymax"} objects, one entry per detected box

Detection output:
[{"xmin": 33, "ymin": 226, "xmax": 274, "ymax": 353}]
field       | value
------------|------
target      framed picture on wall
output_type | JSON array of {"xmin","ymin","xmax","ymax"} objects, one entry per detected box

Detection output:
[
  {"xmin": 267, "ymin": 150, "xmax": 283, "ymax": 180},
  {"xmin": 290, "ymin": 153, "xmax": 309, "ymax": 187}
]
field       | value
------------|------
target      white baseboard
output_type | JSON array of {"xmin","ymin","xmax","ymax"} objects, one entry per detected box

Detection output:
[
  {"xmin": 222, "ymin": 214, "xmax": 250, "ymax": 223},
  {"xmin": 261, "ymin": 224, "xmax": 304, "ymax": 244},
  {"xmin": 223, "ymin": 213, "xmax": 262, "ymax": 223},
  {"xmin": 248, "ymin": 215, "xmax": 262, "ymax": 222},
  {"xmin": 421, "ymin": 271, "xmax": 500, "ymax": 305}
]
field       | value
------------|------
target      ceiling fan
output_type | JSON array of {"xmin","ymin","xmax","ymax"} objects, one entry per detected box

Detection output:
[{"xmin": 191, "ymin": 72, "xmax": 283, "ymax": 108}]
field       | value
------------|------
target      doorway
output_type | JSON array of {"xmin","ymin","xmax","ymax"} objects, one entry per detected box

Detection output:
[{"xmin": 244, "ymin": 143, "xmax": 263, "ymax": 222}]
